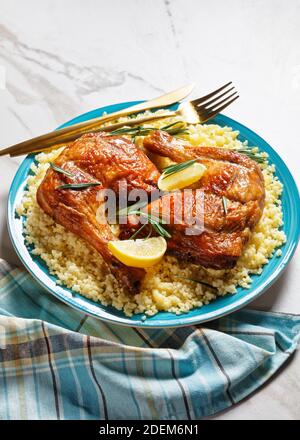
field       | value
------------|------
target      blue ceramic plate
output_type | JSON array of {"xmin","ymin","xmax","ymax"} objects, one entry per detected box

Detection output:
[{"xmin": 7, "ymin": 101, "xmax": 300, "ymax": 327}]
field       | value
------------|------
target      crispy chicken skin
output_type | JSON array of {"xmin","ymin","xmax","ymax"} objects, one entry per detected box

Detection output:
[
  {"xmin": 37, "ymin": 129, "xmax": 265, "ymax": 293},
  {"xmin": 144, "ymin": 131, "xmax": 265, "ymax": 206},
  {"xmin": 136, "ymin": 131, "xmax": 265, "ymax": 269},
  {"xmin": 37, "ymin": 132, "xmax": 160, "ymax": 293}
]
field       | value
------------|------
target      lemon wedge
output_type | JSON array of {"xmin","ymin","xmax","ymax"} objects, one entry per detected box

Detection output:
[
  {"xmin": 158, "ymin": 162, "xmax": 207, "ymax": 191},
  {"xmin": 108, "ymin": 237, "xmax": 167, "ymax": 268}
]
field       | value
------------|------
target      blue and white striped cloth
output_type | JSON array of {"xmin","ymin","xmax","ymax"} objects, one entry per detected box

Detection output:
[{"xmin": 0, "ymin": 258, "xmax": 299, "ymax": 420}]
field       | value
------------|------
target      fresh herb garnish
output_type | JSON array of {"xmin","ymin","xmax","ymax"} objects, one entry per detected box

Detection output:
[
  {"xmin": 159, "ymin": 121, "xmax": 189, "ymax": 135},
  {"xmin": 57, "ymin": 182, "xmax": 101, "ymax": 190},
  {"xmin": 118, "ymin": 200, "xmax": 148, "ymax": 217},
  {"xmin": 129, "ymin": 223, "xmax": 151, "ymax": 240},
  {"xmin": 236, "ymin": 148, "xmax": 267, "ymax": 164},
  {"xmin": 50, "ymin": 162, "xmax": 75, "ymax": 178},
  {"xmin": 144, "ymin": 224, "xmax": 154, "ymax": 240},
  {"xmin": 109, "ymin": 121, "xmax": 188, "ymax": 139},
  {"xmin": 118, "ymin": 203, "xmax": 171, "ymax": 239},
  {"xmin": 51, "ymin": 162, "xmax": 101, "ymax": 191},
  {"xmin": 175, "ymin": 276, "xmax": 218, "ymax": 291},
  {"xmin": 222, "ymin": 196, "xmax": 228, "ymax": 215},
  {"xmin": 130, "ymin": 211, "xmax": 171, "ymax": 239},
  {"xmin": 161, "ymin": 159, "xmax": 198, "ymax": 180}
]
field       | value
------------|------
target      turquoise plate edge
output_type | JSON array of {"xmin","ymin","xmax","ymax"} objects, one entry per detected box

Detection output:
[{"xmin": 7, "ymin": 101, "xmax": 300, "ymax": 328}]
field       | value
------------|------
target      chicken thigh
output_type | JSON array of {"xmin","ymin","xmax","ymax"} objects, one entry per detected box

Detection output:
[{"xmin": 37, "ymin": 132, "xmax": 160, "ymax": 292}]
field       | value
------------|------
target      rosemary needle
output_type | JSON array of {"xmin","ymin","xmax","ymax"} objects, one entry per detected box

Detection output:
[
  {"xmin": 50, "ymin": 162, "xmax": 75, "ymax": 178},
  {"xmin": 109, "ymin": 121, "xmax": 187, "ymax": 138},
  {"xmin": 236, "ymin": 148, "xmax": 267, "ymax": 164},
  {"xmin": 175, "ymin": 276, "xmax": 218, "ymax": 291},
  {"xmin": 131, "ymin": 211, "xmax": 171, "ymax": 239},
  {"xmin": 118, "ymin": 203, "xmax": 171, "ymax": 239},
  {"xmin": 118, "ymin": 200, "xmax": 148, "ymax": 217},
  {"xmin": 129, "ymin": 223, "xmax": 153, "ymax": 240},
  {"xmin": 161, "ymin": 159, "xmax": 198, "ymax": 180},
  {"xmin": 57, "ymin": 182, "xmax": 101, "ymax": 190},
  {"xmin": 222, "ymin": 196, "xmax": 228, "ymax": 215}
]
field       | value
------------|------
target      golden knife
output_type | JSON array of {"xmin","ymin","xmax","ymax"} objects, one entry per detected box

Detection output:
[{"xmin": 0, "ymin": 83, "xmax": 194, "ymax": 157}]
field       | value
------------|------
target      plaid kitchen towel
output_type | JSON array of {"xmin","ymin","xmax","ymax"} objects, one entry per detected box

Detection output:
[{"xmin": 0, "ymin": 258, "xmax": 299, "ymax": 420}]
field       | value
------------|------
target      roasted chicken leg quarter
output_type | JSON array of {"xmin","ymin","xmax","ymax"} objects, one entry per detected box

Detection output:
[
  {"xmin": 37, "ymin": 132, "xmax": 160, "ymax": 293},
  {"xmin": 140, "ymin": 130, "xmax": 265, "ymax": 269}
]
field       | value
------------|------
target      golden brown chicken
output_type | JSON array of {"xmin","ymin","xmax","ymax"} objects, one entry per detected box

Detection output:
[
  {"xmin": 37, "ymin": 132, "xmax": 160, "ymax": 293},
  {"xmin": 37, "ymin": 129, "xmax": 265, "ymax": 293},
  {"xmin": 126, "ymin": 130, "xmax": 265, "ymax": 269}
]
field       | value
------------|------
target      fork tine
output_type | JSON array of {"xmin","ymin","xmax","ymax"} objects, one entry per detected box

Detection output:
[
  {"xmin": 191, "ymin": 82, "xmax": 232, "ymax": 106},
  {"xmin": 204, "ymin": 91, "xmax": 238, "ymax": 111},
  {"xmin": 200, "ymin": 95, "xmax": 239, "ymax": 121},
  {"xmin": 195, "ymin": 86, "xmax": 235, "ymax": 109}
]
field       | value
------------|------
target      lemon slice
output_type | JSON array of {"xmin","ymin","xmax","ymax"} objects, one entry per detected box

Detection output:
[
  {"xmin": 108, "ymin": 237, "xmax": 167, "ymax": 268},
  {"xmin": 158, "ymin": 162, "xmax": 207, "ymax": 191}
]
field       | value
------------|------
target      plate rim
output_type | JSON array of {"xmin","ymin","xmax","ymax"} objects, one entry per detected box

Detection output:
[{"xmin": 7, "ymin": 101, "xmax": 300, "ymax": 328}]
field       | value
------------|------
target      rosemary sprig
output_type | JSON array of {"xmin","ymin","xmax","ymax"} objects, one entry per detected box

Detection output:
[
  {"xmin": 222, "ymin": 196, "xmax": 228, "ymax": 215},
  {"xmin": 161, "ymin": 159, "xmax": 198, "ymax": 180},
  {"xmin": 110, "ymin": 126, "xmax": 147, "ymax": 136},
  {"xmin": 118, "ymin": 203, "xmax": 171, "ymax": 239},
  {"xmin": 175, "ymin": 276, "xmax": 218, "ymax": 291},
  {"xmin": 236, "ymin": 148, "xmax": 267, "ymax": 164},
  {"xmin": 129, "ymin": 223, "xmax": 152, "ymax": 240},
  {"xmin": 57, "ymin": 182, "xmax": 101, "ymax": 190},
  {"xmin": 51, "ymin": 162, "xmax": 101, "ymax": 190},
  {"xmin": 159, "ymin": 121, "xmax": 189, "ymax": 135},
  {"xmin": 109, "ymin": 121, "xmax": 188, "ymax": 138},
  {"xmin": 130, "ymin": 211, "xmax": 171, "ymax": 239},
  {"xmin": 50, "ymin": 162, "xmax": 75, "ymax": 178},
  {"xmin": 151, "ymin": 220, "xmax": 171, "ymax": 238},
  {"xmin": 117, "ymin": 200, "xmax": 148, "ymax": 217}
]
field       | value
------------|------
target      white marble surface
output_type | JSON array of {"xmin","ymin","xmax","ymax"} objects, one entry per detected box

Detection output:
[{"xmin": 0, "ymin": 0, "xmax": 299, "ymax": 419}]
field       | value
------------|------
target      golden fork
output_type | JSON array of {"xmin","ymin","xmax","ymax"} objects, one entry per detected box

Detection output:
[
  {"xmin": 175, "ymin": 81, "xmax": 238, "ymax": 124},
  {"xmin": 1, "ymin": 82, "xmax": 238, "ymax": 157}
]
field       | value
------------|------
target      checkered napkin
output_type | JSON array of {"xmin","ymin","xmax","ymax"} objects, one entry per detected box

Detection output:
[{"xmin": 0, "ymin": 258, "xmax": 299, "ymax": 420}]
